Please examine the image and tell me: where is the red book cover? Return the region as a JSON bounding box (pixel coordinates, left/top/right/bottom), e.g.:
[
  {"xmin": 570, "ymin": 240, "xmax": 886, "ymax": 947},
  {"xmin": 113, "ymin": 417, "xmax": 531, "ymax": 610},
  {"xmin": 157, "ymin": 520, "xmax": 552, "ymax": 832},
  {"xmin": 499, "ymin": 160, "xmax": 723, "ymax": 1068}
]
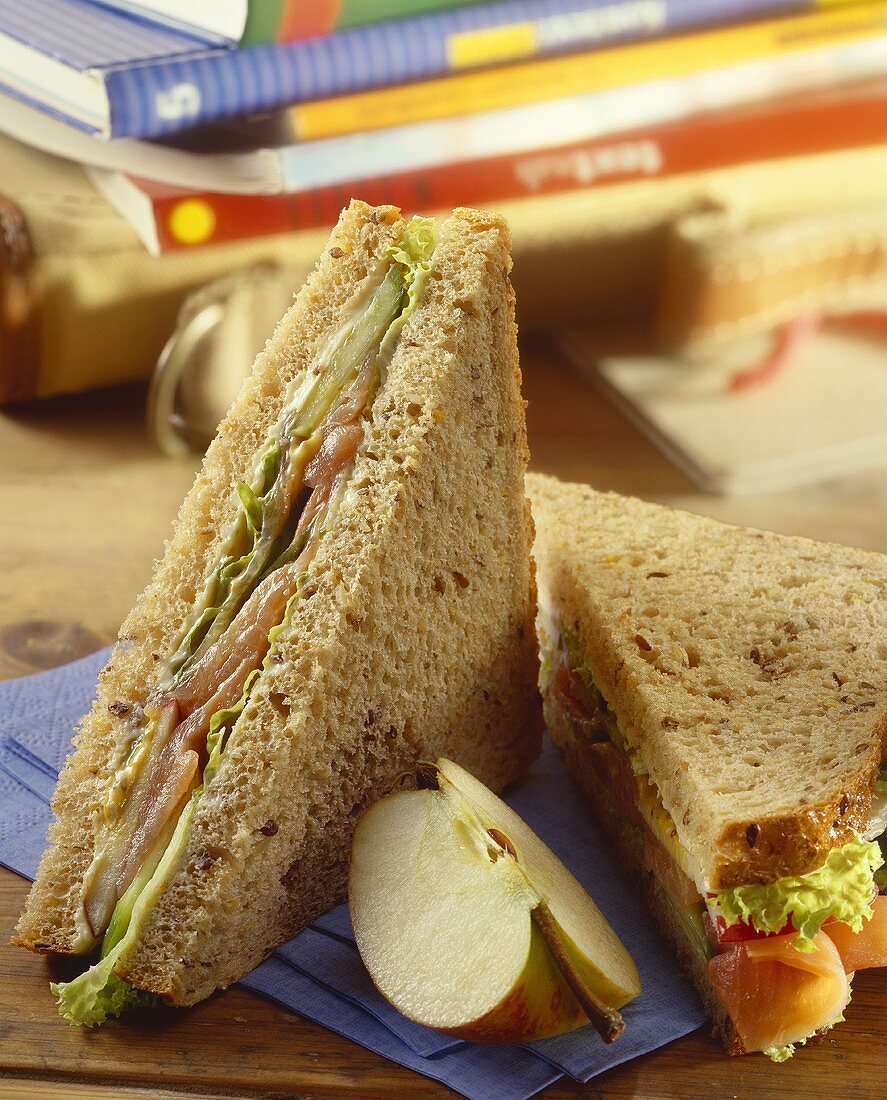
[{"xmin": 139, "ymin": 82, "xmax": 887, "ymax": 254}]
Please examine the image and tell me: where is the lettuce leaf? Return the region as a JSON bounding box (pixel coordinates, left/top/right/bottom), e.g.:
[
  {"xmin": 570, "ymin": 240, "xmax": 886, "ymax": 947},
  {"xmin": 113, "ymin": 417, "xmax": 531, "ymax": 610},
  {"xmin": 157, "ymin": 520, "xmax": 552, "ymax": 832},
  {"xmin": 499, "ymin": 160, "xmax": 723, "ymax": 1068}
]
[
  {"xmin": 169, "ymin": 217, "xmax": 436, "ymax": 678},
  {"xmin": 168, "ymin": 437, "xmax": 282, "ymax": 678},
  {"xmin": 53, "ymin": 965, "xmax": 155, "ymax": 1028},
  {"xmin": 716, "ymin": 837, "xmax": 884, "ymax": 952},
  {"xmin": 55, "ymin": 672, "xmax": 263, "ymax": 1026},
  {"xmin": 54, "ymin": 795, "xmax": 199, "ymax": 1026},
  {"xmin": 378, "ymin": 216, "xmax": 437, "ymax": 368},
  {"xmin": 764, "ymin": 1044, "xmax": 796, "ymax": 1062},
  {"xmin": 166, "ymin": 219, "xmax": 435, "ymax": 679}
]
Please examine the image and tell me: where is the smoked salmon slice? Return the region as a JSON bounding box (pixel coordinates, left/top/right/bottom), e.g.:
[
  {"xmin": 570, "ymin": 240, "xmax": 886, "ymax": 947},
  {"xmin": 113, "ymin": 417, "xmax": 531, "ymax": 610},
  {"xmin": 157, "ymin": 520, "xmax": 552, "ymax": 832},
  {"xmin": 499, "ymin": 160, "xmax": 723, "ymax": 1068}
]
[
  {"xmin": 824, "ymin": 895, "xmax": 887, "ymax": 972},
  {"xmin": 708, "ymin": 930, "xmax": 850, "ymax": 1052},
  {"xmin": 81, "ymin": 358, "xmax": 379, "ymax": 939}
]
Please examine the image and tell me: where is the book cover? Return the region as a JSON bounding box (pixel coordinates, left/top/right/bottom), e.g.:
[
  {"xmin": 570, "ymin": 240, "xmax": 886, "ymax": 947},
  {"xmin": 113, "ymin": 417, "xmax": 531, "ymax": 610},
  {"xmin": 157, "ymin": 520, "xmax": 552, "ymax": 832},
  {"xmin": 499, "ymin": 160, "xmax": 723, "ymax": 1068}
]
[
  {"xmin": 7, "ymin": 25, "xmax": 883, "ymax": 196},
  {"xmin": 93, "ymin": 0, "xmax": 486, "ymax": 46},
  {"xmin": 286, "ymin": 1, "xmax": 887, "ymax": 140},
  {"xmin": 92, "ymin": 81, "xmax": 887, "ymax": 254},
  {"xmin": 89, "ymin": 0, "xmax": 246, "ymax": 43},
  {"xmin": 241, "ymin": 0, "xmax": 497, "ymax": 45},
  {"xmin": 0, "ymin": 0, "xmax": 835, "ymax": 138}
]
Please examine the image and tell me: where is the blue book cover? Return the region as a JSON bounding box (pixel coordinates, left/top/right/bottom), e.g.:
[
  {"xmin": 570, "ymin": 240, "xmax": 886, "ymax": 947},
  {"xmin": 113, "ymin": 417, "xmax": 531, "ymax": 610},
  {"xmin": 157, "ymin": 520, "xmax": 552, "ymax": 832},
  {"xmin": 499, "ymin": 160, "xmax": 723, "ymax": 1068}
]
[{"xmin": 0, "ymin": 0, "xmax": 811, "ymax": 140}]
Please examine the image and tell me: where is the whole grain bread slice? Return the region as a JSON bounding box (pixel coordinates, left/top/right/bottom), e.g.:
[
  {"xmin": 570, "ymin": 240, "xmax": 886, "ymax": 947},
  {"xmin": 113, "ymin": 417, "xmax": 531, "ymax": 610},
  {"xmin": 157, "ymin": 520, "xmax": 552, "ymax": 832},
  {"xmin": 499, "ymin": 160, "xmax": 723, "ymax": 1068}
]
[
  {"xmin": 528, "ymin": 473, "xmax": 887, "ymax": 891},
  {"xmin": 14, "ymin": 204, "xmax": 543, "ymax": 1002},
  {"xmin": 543, "ymin": 689, "xmax": 744, "ymax": 1053}
]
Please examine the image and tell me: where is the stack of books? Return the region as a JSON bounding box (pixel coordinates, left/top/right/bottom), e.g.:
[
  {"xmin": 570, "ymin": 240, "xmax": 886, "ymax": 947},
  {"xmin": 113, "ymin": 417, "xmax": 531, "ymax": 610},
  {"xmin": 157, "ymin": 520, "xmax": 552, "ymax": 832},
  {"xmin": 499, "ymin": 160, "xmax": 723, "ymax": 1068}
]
[{"xmin": 2, "ymin": 0, "xmax": 886, "ymax": 255}]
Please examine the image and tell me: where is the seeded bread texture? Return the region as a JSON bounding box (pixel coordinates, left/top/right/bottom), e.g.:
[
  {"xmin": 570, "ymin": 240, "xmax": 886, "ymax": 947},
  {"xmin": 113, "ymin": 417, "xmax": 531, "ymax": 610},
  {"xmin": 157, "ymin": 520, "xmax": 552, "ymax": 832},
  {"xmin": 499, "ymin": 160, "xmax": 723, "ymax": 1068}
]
[
  {"xmin": 14, "ymin": 201, "xmax": 405, "ymax": 956},
  {"xmin": 545, "ymin": 691, "xmax": 744, "ymax": 1054},
  {"xmin": 15, "ymin": 204, "xmax": 542, "ymax": 986},
  {"xmin": 528, "ymin": 473, "xmax": 887, "ymax": 890}
]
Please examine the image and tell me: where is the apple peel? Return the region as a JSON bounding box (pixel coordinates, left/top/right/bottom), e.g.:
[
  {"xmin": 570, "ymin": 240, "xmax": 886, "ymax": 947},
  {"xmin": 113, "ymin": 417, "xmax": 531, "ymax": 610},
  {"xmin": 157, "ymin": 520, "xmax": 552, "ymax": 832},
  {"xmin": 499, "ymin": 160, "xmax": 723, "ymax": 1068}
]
[
  {"xmin": 531, "ymin": 899, "xmax": 625, "ymax": 1043},
  {"xmin": 349, "ymin": 759, "xmax": 640, "ymax": 1045}
]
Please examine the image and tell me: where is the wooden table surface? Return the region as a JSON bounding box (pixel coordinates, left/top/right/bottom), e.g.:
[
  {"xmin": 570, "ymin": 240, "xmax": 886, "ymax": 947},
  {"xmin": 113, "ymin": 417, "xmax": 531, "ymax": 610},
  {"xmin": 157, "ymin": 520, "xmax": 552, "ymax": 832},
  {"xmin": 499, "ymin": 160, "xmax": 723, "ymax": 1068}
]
[{"xmin": 1, "ymin": 336, "xmax": 885, "ymax": 1098}]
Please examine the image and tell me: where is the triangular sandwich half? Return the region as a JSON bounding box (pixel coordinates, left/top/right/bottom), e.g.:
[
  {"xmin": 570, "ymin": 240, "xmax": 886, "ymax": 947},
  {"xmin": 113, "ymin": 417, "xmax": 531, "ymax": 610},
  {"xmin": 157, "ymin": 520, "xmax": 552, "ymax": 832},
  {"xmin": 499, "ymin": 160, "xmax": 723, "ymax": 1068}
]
[
  {"xmin": 13, "ymin": 203, "xmax": 542, "ymax": 1024},
  {"xmin": 528, "ymin": 474, "xmax": 886, "ymax": 1060}
]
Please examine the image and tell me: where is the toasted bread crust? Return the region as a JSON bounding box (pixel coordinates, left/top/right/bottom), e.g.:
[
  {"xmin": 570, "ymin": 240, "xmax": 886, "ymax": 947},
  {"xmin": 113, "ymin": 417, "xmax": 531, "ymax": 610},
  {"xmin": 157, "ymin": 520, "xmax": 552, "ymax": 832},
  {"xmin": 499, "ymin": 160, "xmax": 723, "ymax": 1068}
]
[
  {"xmin": 528, "ymin": 473, "xmax": 887, "ymax": 890},
  {"xmin": 14, "ymin": 204, "xmax": 542, "ymax": 990}
]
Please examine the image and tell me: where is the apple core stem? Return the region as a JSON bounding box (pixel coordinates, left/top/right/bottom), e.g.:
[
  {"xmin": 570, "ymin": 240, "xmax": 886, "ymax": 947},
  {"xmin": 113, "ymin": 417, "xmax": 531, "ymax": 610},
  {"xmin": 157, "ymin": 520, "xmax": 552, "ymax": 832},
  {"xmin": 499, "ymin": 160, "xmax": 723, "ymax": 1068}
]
[{"xmin": 531, "ymin": 901, "xmax": 625, "ymax": 1044}]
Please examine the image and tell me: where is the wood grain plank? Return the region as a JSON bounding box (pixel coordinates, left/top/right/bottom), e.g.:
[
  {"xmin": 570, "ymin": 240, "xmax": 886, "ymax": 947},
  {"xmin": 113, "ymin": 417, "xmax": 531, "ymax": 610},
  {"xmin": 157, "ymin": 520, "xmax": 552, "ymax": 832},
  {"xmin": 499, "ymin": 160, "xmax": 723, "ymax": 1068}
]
[
  {"xmin": 0, "ymin": 1083, "xmax": 234, "ymax": 1100},
  {"xmin": 3, "ymin": 871, "xmax": 884, "ymax": 1098}
]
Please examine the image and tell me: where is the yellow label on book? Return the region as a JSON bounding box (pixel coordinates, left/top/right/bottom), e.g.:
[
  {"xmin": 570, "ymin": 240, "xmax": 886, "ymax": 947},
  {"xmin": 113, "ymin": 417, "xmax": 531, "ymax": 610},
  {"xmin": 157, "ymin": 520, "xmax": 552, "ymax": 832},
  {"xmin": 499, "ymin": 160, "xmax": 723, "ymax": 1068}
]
[
  {"xmin": 447, "ymin": 23, "xmax": 538, "ymax": 69},
  {"xmin": 169, "ymin": 199, "xmax": 216, "ymax": 246},
  {"xmin": 291, "ymin": 2, "xmax": 887, "ymax": 142}
]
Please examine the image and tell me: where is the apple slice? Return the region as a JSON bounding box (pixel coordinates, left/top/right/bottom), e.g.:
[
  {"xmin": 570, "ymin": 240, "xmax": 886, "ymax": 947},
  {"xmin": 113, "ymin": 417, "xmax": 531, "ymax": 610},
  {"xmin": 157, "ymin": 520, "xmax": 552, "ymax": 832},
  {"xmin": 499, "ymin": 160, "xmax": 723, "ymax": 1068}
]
[{"xmin": 349, "ymin": 758, "xmax": 641, "ymax": 1044}]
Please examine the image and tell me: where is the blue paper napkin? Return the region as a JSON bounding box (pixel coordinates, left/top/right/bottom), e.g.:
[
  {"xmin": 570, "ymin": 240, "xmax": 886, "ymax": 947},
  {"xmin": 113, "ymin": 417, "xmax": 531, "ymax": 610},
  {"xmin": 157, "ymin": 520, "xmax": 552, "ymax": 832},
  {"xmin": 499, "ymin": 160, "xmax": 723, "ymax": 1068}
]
[{"xmin": 0, "ymin": 652, "xmax": 705, "ymax": 1098}]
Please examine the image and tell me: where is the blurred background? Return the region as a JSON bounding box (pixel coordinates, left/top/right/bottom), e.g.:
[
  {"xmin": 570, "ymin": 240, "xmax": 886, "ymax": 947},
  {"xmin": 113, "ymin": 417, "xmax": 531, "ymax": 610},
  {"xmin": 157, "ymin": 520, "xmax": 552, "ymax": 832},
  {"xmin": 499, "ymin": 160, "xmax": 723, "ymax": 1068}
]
[{"xmin": 2, "ymin": 0, "xmax": 887, "ymax": 670}]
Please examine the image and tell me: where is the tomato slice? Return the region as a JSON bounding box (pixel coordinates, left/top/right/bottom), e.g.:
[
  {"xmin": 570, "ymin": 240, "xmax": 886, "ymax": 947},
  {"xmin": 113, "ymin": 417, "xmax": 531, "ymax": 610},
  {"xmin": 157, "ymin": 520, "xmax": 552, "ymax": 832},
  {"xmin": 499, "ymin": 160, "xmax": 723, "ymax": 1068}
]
[
  {"xmin": 824, "ymin": 895, "xmax": 887, "ymax": 972},
  {"xmin": 708, "ymin": 931, "xmax": 850, "ymax": 1053},
  {"xmin": 710, "ymin": 909, "xmax": 843, "ymax": 946},
  {"xmin": 714, "ymin": 913, "xmax": 792, "ymax": 944}
]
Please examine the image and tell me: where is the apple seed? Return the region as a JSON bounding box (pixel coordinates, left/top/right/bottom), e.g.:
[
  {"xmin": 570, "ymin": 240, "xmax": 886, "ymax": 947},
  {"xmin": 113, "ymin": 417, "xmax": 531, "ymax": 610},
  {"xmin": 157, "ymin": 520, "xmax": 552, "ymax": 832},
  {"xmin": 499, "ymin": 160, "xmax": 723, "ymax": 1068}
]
[
  {"xmin": 487, "ymin": 827, "xmax": 517, "ymax": 859},
  {"xmin": 415, "ymin": 763, "xmax": 441, "ymax": 790}
]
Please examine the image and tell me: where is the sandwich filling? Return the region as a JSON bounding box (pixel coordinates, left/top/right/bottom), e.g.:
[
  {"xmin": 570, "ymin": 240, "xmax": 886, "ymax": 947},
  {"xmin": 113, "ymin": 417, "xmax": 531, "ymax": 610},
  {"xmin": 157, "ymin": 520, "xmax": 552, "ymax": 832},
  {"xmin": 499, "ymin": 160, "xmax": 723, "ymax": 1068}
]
[
  {"xmin": 541, "ymin": 618, "xmax": 887, "ymax": 1061},
  {"xmin": 54, "ymin": 217, "xmax": 438, "ymax": 1026}
]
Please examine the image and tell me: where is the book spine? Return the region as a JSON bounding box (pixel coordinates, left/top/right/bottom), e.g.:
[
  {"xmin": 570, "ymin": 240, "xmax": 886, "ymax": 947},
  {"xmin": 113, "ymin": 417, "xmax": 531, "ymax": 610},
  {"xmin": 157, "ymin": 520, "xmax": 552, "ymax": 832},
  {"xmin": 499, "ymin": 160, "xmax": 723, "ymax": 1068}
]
[
  {"xmin": 268, "ymin": 0, "xmax": 875, "ymax": 46},
  {"xmin": 245, "ymin": 0, "xmax": 504, "ymax": 46},
  {"xmin": 101, "ymin": 0, "xmax": 812, "ymax": 138},
  {"xmin": 147, "ymin": 83, "xmax": 887, "ymax": 253},
  {"xmin": 273, "ymin": 35, "xmax": 887, "ymax": 193},
  {"xmin": 151, "ymin": 191, "xmax": 296, "ymax": 252},
  {"xmin": 288, "ymin": 2, "xmax": 887, "ymax": 141}
]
